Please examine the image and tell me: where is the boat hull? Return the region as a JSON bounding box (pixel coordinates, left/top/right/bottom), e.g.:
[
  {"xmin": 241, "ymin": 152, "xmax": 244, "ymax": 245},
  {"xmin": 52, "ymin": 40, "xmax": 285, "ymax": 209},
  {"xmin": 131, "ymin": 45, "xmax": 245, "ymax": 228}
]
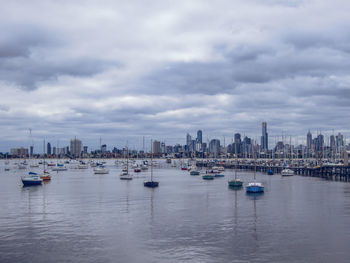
[
  {"xmin": 22, "ymin": 179, "xmax": 42, "ymax": 186},
  {"xmin": 267, "ymin": 169, "xmax": 274, "ymax": 175},
  {"xmin": 202, "ymin": 175, "xmax": 214, "ymax": 180},
  {"xmin": 246, "ymin": 186, "xmax": 264, "ymax": 193},
  {"xmin": 228, "ymin": 180, "xmax": 243, "ymax": 187},
  {"xmin": 120, "ymin": 176, "xmax": 133, "ymax": 180},
  {"xmin": 215, "ymin": 174, "xmax": 225, "ymax": 177},
  {"xmin": 144, "ymin": 181, "xmax": 159, "ymax": 187},
  {"xmin": 190, "ymin": 171, "xmax": 200, "ymax": 175}
]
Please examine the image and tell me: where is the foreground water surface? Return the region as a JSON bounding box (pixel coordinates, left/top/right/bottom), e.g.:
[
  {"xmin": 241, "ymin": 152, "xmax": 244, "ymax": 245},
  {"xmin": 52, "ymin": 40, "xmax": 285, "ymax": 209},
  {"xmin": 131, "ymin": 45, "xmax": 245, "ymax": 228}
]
[{"xmin": 1, "ymin": 160, "xmax": 350, "ymax": 263}]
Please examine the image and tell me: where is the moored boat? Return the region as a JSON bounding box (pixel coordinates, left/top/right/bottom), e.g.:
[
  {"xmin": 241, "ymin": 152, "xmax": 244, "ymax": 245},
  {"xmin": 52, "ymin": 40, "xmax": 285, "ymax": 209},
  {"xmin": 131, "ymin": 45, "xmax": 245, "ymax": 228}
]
[
  {"xmin": 228, "ymin": 179, "xmax": 243, "ymax": 187},
  {"xmin": 246, "ymin": 182, "xmax": 264, "ymax": 193},
  {"xmin": 93, "ymin": 166, "xmax": 109, "ymax": 174},
  {"xmin": 22, "ymin": 172, "xmax": 43, "ymax": 186},
  {"xmin": 281, "ymin": 168, "xmax": 294, "ymax": 176},
  {"xmin": 202, "ymin": 174, "xmax": 214, "ymax": 180},
  {"xmin": 144, "ymin": 140, "xmax": 159, "ymax": 188}
]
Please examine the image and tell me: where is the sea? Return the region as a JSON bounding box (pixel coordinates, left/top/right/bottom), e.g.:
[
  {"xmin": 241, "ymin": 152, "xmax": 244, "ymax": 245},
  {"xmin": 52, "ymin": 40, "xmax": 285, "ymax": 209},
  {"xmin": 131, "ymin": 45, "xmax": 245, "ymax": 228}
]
[{"xmin": 1, "ymin": 159, "xmax": 350, "ymax": 263}]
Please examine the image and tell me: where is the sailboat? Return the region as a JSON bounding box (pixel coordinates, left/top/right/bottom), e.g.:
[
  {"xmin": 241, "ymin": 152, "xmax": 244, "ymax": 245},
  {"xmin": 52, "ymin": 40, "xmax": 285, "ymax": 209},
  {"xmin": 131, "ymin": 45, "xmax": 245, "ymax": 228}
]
[
  {"xmin": 228, "ymin": 143, "xmax": 243, "ymax": 187},
  {"xmin": 202, "ymin": 147, "xmax": 214, "ymax": 180},
  {"xmin": 144, "ymin": 140, "xmax": 159, "ymax": 188},
  {"xmin": 21, "ymin": 172, "xmax": 43, "ymax": 186},
  {"xmin": 246, "ymin": 143, "xmax": 264, "ymax": 193},
  {"xmin": 40, "ymin": 140, "xmax": 51, "ymax": 181},
  {"xmin": 120, "ymin": 146, "xmax": 133, "ymax": 180}
]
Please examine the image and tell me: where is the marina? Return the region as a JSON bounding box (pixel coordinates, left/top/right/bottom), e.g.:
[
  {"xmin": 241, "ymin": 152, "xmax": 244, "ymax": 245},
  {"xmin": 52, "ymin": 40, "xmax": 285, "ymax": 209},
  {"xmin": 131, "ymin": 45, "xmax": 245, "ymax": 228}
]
[{"xmin": 1, "ymin": 158, "xmax": 350, "ymax": 262}]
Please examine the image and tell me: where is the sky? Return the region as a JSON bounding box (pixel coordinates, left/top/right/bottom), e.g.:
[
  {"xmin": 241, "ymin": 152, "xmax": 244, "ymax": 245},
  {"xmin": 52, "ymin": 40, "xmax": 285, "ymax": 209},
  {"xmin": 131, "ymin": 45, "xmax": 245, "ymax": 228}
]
[{"xmin": 0, "ymin": 0, "xmax": 349, "ymax": 152}]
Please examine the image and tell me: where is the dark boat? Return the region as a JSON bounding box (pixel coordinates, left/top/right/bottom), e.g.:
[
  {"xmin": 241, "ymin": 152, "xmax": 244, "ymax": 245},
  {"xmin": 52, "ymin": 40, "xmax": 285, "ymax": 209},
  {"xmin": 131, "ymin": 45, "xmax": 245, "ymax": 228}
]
[
  {"xmin": 144, "ymin": 140, "xmax": 159, "ymax": 188},
  {"xmin": 144, "ymin": 181, "xmax": 159, "ymax": 187},
  {"xmin": 267, "ymin": 169, "xmax": 274, "ymax": 175}
]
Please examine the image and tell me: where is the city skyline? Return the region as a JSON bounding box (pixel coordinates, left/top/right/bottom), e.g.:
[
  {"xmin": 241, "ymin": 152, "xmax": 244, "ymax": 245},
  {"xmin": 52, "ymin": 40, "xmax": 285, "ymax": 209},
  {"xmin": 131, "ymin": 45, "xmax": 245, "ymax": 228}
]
[{"xmin": 6, "ymin": 125, "xmax": 348, "ymax": 156}]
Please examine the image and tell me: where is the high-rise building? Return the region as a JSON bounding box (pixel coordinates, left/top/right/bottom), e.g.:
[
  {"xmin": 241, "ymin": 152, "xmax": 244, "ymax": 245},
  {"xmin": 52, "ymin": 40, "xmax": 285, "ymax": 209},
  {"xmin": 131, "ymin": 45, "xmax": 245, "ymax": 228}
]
[
  {"xmin": 47, "ymin": 142, "xmax": 51, "ymax": 155},
  {"xmin": 83, "ymin": 146, "xmax": 88, "ymax": 154},
  {"xmin": 153, "ymin": 140, "xmax": 161, "ymax": 154},
  {"xmin": 316, "ymin": 134, "xmax": 324, "ymax": 152},
  {"xmin": 307, "ymin": 130, "xmax": 312, "ymax": 150},
  {"xmin": 161, "ymin": 142, "xmax": 166, "ymax": 153},
  {"xmin": 196, "ymin": 130, "xmax": 202, "ymax": 144},
  {"xmin": 336, "ymin": 133, "xmax": 344, "ymax": 148},
  {"xmin": 30, "ymin": 146, "xmax": 34, "ymax": 157},
  {"xmin": 234, "ymin": 133, "xmax": 242, "ymax": 153},
  {"xmin": 101, "ymin": 144, "xmax": 107, "ymax": 153},
  {"xmin": 209, "ymin": 139, "xmax": 220, "ymax": 156},
  {"xmin": 70, "ymin": 138, "xmax": 82, "ymax": 157},
  {"xmin": 186, "ymin": 133, "xmax": 192, "ymax": 147},
  {"xmin": 260, "ymin": 122, "xmax": 268, "ymax": 152},
  {"xmin": 330, "ymin": 135, "xmax": 335, "ymax": 151}
]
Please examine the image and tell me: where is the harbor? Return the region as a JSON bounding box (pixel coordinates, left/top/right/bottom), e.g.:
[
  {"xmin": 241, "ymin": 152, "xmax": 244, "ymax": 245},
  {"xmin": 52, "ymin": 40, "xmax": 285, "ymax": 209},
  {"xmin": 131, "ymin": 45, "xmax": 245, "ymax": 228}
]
[{"xmin": 1, "ymin": 158, "xmax": 350, "ymax": 262}]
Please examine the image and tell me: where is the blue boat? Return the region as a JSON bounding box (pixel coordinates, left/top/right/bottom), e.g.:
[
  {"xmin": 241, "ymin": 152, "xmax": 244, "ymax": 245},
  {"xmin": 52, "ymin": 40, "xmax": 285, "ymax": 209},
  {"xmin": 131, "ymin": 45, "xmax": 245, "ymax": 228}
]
[
  {"xmin": 22, "ymin": 172, "xmax": 42, "ymax": 186},
  {"xmin": 202, "ymin": 174, "xmax": 214, "ymax": 180},
  {"xmin": 246, "ymin": 182, "xmax": 264, "ymax": 193},
  {"xmin": 267, "ymin": 169, "xmax": 274, "ymax": 175},
  {"xmin": 144, "ymin": 181, "xmax": 159, "ymax": 187},
  {"xmin": 215, "ymin": 173, "xmax": 225, "ymax": 177},
  {"xmin": 246, "ymin": 151, "xmax": 264, "ymax": 194}
]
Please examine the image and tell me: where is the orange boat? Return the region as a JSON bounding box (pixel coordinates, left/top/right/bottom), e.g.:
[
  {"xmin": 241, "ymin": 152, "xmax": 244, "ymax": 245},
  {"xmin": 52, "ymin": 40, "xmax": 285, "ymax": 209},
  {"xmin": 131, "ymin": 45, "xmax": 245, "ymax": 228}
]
[{"xmin": 40, "ymin": 173, "xmax": 51, "ymax": 181}]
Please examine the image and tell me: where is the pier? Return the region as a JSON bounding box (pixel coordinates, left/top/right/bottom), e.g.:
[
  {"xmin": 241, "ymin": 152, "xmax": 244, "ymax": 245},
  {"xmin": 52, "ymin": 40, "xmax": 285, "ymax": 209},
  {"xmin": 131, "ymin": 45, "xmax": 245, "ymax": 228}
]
[{"xmin": 195, "ymin": 159, "xmax": 350, "ymax": 182}]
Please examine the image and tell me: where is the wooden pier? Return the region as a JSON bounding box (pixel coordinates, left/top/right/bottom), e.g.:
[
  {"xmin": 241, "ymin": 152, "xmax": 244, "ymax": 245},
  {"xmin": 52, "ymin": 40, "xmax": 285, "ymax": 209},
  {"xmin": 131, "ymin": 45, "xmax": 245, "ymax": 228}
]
[{"xmin": 195, "ymin": 161, "xmax": 350, "ymax": 182}]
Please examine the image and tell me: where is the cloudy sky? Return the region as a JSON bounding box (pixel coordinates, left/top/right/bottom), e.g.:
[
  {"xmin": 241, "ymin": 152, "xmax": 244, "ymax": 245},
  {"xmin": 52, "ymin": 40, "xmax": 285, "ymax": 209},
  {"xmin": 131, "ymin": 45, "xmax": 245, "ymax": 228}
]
[{"xmin": 0, "ymin": 0, "xmax": 349, "ymax": 152}]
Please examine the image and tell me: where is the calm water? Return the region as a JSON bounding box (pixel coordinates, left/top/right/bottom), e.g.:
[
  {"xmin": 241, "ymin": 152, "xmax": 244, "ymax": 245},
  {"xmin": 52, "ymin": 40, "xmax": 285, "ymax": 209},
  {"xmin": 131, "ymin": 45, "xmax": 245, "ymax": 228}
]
[{"xmin": 1, "ymin": 160, "xmax": 350, "ymax": 263}]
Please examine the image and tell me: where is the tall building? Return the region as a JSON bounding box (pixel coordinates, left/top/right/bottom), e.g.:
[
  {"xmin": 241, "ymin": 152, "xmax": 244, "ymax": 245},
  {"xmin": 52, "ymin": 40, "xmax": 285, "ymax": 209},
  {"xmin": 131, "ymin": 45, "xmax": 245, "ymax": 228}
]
[
  {"xmin": 30, "ymin": 146, "xmax": 34, "ymax": 157},
  {"xmin": 330, "ymin": 135, "xmax": 335, "ymax": 151},
  {"xmin": 196, "ymin": 130, "xmax": 202, "ymax": 144},
  {"xmin": 307, "ymin": 130, "xmax": 312, "ymax": 150},
  {"xmin": 336, "ymin": 133, "xmax": 344, "ymax": 148},
  {"xmin": 47, "ymin": 142, "xmax": 51, "ymax": 155},
  {"xmin": 260, "ymin": 122, "xmax": 268, "ymax": 152},
  {"xmin": 70, "ymin": 138, "xmax": 82, "ymax": 157},
  {"xmin": 186, "ymin": 133, "xmax": 192, "ymax": 147},
  {"xmin": 153, "ymin": 140, "xmax": 161, "ymax": 154},
  {"xmin": 316, "ymin": 134, "xmax": 324, "ymax": 152},
  {"xmin": 234, "ymin": 133, "xmax": 242, "ymax": 153},
  {"xmin": 83, "ymin": 146, "xmax": 88, "ymax": 154},
  {"xmin": 101, "ymin": 144, "xmax": 107, "ymax": 153},
  {"xmin": 209, "ymin": 139, "xmax": 220, "ymax": 156}
]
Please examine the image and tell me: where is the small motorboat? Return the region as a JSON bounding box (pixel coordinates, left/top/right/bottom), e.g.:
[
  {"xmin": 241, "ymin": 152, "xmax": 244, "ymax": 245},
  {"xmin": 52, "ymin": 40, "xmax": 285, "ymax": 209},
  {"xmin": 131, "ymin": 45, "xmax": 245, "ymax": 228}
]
[
  {"xmin": 281, "ymin": 168, "xmax": 294, "ymax": 176},
  {"xmin": 202, "ymin": 174, "xmax": 214, "ymax": 180},
  {"xmin": 93, "ymin": 166, "xmax": 109, "ymax": 174}
]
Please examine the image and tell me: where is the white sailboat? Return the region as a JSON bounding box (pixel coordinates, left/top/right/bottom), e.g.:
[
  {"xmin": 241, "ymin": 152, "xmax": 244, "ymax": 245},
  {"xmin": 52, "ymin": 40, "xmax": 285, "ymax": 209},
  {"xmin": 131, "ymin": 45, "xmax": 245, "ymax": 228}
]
[{"xmin": 120, "ymin": 146, "xmax": 133, "ymax": 180}]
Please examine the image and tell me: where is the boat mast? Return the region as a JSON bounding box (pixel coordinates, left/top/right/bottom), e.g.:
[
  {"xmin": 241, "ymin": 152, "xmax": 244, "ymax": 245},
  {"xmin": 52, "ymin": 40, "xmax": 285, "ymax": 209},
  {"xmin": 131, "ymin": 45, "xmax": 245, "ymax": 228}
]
[
  {"xmin": 235, "ymin": 139, "xmax": 238, "ymax": 180},
  {"xmin": 151, "ymin": 139, "xmax": 153, "ymax": 181},
  {"xmin": 254, "ymin": 140, "xmax": 257, "ymax": 182}
]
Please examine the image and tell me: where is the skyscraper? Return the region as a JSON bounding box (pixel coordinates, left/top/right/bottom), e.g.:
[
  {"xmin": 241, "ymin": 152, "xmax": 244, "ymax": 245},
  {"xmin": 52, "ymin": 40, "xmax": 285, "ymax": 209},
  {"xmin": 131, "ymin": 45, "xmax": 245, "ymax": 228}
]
[
  {"xmin": 186, "ymin": 133, "xmax": 192, "ymax": 152},
  {"xmin": 330, "ymin": 135, "xmax": 335, "ymax": 151},
  {"xmin": 260, "ymin": 122, "xmax": 268, "ymax": 152},
  {"xmin": 307, "ymin": 130, "xmax": 312, "ymax": 150},
  {"xmin": 209, "ymin": 139, "xmax": 220, "ymax": 156},
  {"xmin": 196, "ymin": 130, "xmax": 202, "ymax": 144},
  {"xmin": 70, "ymin": 138, "xmax": 82, "ymax": 157},
  {"xmin": 47, "ymin": 142, "xmax": 51, "ymax": 155},
  {"xmin": 153, "ymin": 140, "xmax": 161, "ymax": 154}
]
